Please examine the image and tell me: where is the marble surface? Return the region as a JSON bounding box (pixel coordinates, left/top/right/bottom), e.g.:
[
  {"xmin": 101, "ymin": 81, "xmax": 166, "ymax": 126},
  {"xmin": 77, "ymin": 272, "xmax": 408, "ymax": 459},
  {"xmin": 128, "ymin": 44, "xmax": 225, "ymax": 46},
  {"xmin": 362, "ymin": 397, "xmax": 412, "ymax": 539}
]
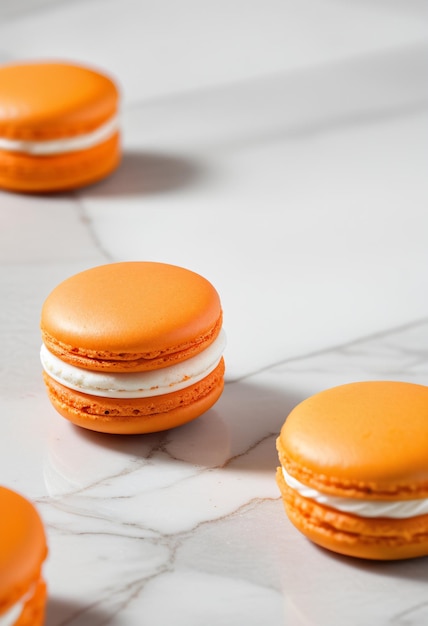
[{"xmin": 1, "ymin": 1, "xmax": 428, "ymax": 624}]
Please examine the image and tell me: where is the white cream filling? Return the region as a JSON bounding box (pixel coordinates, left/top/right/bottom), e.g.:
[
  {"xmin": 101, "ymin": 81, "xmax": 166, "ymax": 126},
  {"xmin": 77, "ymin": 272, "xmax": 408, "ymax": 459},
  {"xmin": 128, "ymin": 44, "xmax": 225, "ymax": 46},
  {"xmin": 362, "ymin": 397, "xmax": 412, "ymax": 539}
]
[
  {"xmin": 41, "ymin": 330, "xmax": 226, "ymax": 399},
  {"xmin": 0, "ymin": 601, "xmax": 22, "ymax": 626},
  {"xmin": 282, "ymin": 466, "xmax": 428, "ymax": 519},
  {"xmin": 0, "ymin": 113, "xmax": 119, "ymax": 155},
  {"xmin": 0, "ymin": 584, "xmax": 35, "ymax": 626}
]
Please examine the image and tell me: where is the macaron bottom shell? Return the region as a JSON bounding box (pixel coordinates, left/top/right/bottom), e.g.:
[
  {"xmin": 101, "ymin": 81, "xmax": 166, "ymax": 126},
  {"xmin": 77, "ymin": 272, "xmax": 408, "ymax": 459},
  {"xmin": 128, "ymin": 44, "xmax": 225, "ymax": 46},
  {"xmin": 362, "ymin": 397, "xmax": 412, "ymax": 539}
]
[
  {"xmin": 0, "ymin": 132, "xmax": 120, "ymax": 193},
  {"xmin": 43, "ymin": 358, "xmax": 225, "ymax": 434},
  {"xmin": 12, "ymin": 578, "xmax": 46, "ymax": 626},
  {"xmin": 276, "ymin": 468, "xmax": 428, "ymax": 560}
]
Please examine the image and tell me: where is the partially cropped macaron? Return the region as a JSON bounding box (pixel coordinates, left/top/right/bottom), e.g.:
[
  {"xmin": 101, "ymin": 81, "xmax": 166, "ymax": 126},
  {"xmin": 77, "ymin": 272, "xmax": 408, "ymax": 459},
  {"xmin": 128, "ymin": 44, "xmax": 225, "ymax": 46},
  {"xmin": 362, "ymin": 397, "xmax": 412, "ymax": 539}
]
[
  {"xmin": 40, "ymin": 261, "xmax": 226, "ymax": 434},
  {"xmin": 276, "ymin": 381, "xmax": 428, "ymax": 560},
  {"xmin": 0, "ymin": 60, "xmax": 120, "ymax": 192},
  {"xmin": 0, "ymin": 487, "xmax": 48, "ymax": 626}
]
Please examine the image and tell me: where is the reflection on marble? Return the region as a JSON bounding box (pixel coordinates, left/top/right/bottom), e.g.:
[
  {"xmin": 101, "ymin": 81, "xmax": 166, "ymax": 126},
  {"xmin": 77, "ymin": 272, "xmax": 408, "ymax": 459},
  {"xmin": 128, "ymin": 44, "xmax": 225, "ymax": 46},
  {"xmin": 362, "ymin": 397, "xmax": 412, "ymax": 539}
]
[{"xmin": 0, "ymin": 1, "xmax": 427, "ymax": 625}]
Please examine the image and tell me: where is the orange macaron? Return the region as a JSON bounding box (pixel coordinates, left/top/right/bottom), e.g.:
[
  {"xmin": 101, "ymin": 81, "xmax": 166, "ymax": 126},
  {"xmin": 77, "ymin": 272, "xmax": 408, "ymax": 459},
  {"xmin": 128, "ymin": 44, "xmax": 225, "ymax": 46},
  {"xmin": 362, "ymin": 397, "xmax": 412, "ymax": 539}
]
[
  {"xmin": 40, "ymin": 261, "xmax": 226, "ymax": 434},
  {"xmin": 0, "ymin": 487, "xmax": 48, "ymax": 626},
  {"xmin": 276, "ymin": 381, "xmax": 428, "ymax": 560},
  {"xmin": 0, "ymin": 60, "xmax": 120, "ymax": 192}
]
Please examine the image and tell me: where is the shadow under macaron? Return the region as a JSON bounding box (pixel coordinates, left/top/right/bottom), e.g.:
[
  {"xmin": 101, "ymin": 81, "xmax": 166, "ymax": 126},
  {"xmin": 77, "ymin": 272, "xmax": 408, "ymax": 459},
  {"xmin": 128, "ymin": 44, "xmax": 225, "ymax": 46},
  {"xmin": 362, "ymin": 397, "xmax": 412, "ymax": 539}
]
[
  {"xmin": 312, "ymin": 540, "xmax": 428, "ymax": 579},
  {"xmin": 46, "ymin": 596, "xmax": 121, "ymax": 626},
  {"xmin": 44, "ymin": 378, "xmax": 300, "ymax": 478},
  {"xmin": 84, "ymin": 378, "xmax": 299, "ymax": 473},
  {"xmin": 79, "ymin": 150, "xmax": 206, "ymax": 197}
]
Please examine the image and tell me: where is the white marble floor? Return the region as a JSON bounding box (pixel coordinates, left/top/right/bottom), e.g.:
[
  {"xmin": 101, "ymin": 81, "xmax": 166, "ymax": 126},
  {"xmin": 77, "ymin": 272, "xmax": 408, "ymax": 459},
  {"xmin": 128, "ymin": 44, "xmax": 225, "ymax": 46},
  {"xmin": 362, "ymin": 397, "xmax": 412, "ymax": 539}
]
[{"xmin": 0, "ymin": 1, "xmax": 427, "ymax": 625}]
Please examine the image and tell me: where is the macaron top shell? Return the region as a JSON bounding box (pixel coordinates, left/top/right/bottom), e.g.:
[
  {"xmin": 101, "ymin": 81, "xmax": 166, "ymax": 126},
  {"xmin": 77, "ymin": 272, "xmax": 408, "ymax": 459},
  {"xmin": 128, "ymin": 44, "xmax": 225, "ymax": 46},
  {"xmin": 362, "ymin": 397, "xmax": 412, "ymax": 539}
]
[
  {"xmin": 0, "ymin": 61, "xmax": 119, "ymax": 140},
  {"xmin": 41, "ymin": 262, "xmax": 223, "ymax": 372},
  {"xmin": 278, "ymin": 381, "xmax": 428, "ymax": 499},
  {"xmin": 0, "ymin": 487, "xmax": 47, "ymax": 614}
]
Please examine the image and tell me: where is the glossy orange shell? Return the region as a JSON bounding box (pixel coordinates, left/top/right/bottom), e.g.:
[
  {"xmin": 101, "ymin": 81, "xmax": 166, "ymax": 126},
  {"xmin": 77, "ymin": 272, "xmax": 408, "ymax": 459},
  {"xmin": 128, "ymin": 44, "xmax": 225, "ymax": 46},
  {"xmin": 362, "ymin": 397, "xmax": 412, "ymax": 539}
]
[
  {"xmin": 41, "ymin": 262, "xmax": 223, "ymax": 372},
  {"xmin": 0, "ymin": 61, "xmax": 119, "ymax": 139},
  {"xmin": 277, "ymin": 381, "xmax": 428, "ymax": 498},
  {"xmin": 0, "ymin": 487, "xmax": 47, "ymax": 618}
]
